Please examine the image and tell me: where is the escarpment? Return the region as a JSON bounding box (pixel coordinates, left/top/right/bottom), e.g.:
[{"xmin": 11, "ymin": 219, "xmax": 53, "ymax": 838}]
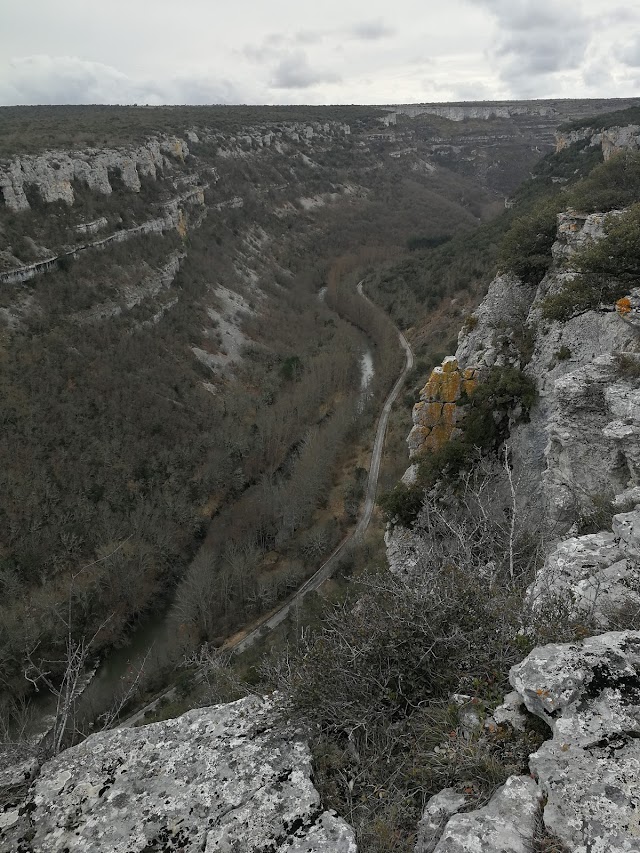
[{"xmin": 387, "ymin": 116, "xmax": 640, "ymax": 853}]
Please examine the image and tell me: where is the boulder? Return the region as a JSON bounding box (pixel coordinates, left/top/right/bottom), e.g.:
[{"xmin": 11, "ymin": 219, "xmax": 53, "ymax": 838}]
[
  {"xmin": 2, "ymin": 696, "xmax": 356, "ymax": 853},
  {"xmin": 415, "ymin": 788, "xmax": 467, "ymax": 853},
  {"xmin": 431, "ymin": 775, "xmax": 541, "ymax": 853}
]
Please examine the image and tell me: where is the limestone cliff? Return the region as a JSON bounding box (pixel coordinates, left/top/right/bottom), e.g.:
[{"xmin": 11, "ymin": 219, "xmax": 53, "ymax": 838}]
[
  {"xmin": 556, "ymin": 123, "xmax": 640, "ymax": 161},
  {"xmin": 452, "ymin": 207, "xmax": 639, "ymax": 527},
  {"xmin": 391, "ymin": 122, "xmax": 640, "ymax": 853}
]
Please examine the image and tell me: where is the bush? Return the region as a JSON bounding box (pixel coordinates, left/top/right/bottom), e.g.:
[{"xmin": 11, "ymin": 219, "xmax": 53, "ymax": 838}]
[
  {"xmin": 541, "ymin": 204, "xmax": 640, "ymax": 321},
  {"xmin": 267, "ymin": 462, "xmax": 545, "ymax": 852},
  {"xmin": 565, "ymin": 151, "xmax": 640, "ymax": 213},
  {"xmin": 498, "ymin": 199, "xmax": 562, "ymax": 285},
  {"xmin": 554, "ymin": 345, "xmax": 572, "ymax": 361},
  {"xmin": 615, "ymin": 353, "xmax": 640, "ymax": 379}
]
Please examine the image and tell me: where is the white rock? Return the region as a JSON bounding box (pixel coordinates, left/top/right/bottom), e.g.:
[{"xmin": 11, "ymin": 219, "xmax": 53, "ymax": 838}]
[
  {"xmin": 415, "ymin": 788, "xmax": 468, "ymax": 853},
  {"xmin": 432, "ymin": 775, "xmax": 541, "ymax": 853},
  {"xmin": 510, "ymin": 631, "xmax": 640, "ymax": 853},
  {"xmin": 6, "ymin": 696, "xmax": 356, "ymax": 853}
]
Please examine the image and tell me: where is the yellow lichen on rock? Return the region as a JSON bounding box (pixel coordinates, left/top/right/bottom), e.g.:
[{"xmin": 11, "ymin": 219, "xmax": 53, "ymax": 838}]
[
  {"xmin": 441, "ymin": 403, "xmax": 458, "ymax": 427},
  {"xmin": 176, "ymin": 209, "xmax": 188, "ymax": 239},
  {"xmin": 409, "ymin": 356, "xmax": 482, "ymax": 457},
  {"xmin": 616, "ymin": 296, "xmax": 632, "ymax": 316}
]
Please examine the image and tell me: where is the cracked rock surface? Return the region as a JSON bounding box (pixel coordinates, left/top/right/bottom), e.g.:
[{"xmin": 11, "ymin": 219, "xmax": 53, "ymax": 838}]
[
  {"xmin": 1, "ymin": 695, "xmax": 356, "ymax": 853},
  {"xmin": 431, "ymin": 775, "xmax": 541, "ymax": 853},
  {"xmin": 510, "ymin": 631, "xmax": 640, "ymax": 853}
]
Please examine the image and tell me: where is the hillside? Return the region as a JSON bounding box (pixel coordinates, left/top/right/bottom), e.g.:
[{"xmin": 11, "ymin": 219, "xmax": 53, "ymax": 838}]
[{"xmin": 1, "ymin": 99, "xmax": 639, "ymax": 853}]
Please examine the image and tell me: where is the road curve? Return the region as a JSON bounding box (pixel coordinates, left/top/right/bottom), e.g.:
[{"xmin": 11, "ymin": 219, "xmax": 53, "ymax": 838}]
[
  {"xmin": 120, "ymin": 281, "xmax": 413, "ymax": 724},
  {"xmin": 231, "ymin": 281, "xmax": 413, "ymax": 655}
]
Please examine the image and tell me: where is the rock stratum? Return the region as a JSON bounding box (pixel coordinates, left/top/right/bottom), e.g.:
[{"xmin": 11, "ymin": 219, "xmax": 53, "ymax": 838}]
[{"xmin": 0, "ymin": 696, "xmax": 356, "ymax": 853}]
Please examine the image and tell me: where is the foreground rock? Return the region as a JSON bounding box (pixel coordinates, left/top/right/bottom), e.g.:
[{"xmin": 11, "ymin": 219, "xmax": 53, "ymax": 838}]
[
  {"xmin": 527, "ymin": 503, "xmax": 640, "ymax": 627},
  {"xmin": 0, "ymin": 696, "xmax": 356, "ymax": 853},
  {"xmin": 431, "ymin": 776, "xmax": 540, "ymax": 853},
  {"xmin": 511, "ymin": 631, "xmax": 640, "ymax": 853}
]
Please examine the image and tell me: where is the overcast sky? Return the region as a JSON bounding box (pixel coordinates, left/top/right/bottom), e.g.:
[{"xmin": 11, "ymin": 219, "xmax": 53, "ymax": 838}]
[{"xmin": 1, "ymin": 0, "xmax": 639, "ymax": 106}]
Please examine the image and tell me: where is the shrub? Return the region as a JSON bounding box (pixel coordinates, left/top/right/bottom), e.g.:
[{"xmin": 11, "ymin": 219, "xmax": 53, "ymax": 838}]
[
  {"xmin": 378, "ymin": 482, "xmax": 424, "ymax": 527},
  {"xmin": 566, "ymin": 151, "xmax": 640, "ymax": 213},
  {"xmin": 498, "ymin": 199, "xmax": 562, "ymax": 285},
  {"xmin": 615, "ymin": 353, "xmax": 640, "ymax": 379},
  {"xmin": 541, "ymin": 204, "xmax": 640, "ymax": 321}
]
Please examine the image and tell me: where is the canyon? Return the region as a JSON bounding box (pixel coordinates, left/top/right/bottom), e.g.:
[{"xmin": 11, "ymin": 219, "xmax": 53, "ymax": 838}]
[{"xmin": 1, "ymin": 99, "xmax": 640, "ymax": 852}]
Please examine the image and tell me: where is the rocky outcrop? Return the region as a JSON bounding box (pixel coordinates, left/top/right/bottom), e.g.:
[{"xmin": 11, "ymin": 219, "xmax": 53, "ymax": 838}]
[
  {"xmin": 528, "ymin": 502, "xmax": 640, "ymax": 627},
  {"xmin": 424, "ymin": 630, "xmax": 640, "ymax": 853},
  {"xmin": 451, "ymin": 207, "xmax": 640, "ymax": 525},
  {"xmin": 551, "ymin": 209, "xmax": 622, "ymax": 262},
  {"xmin": 556, "ymin": 124, "xmax": 640, "ymax": 161},
  {"xmin": 407, "ymin": 356, "xmax": 478, "ymax": 457},
  {"xmin": 389, "ymin": 103, "xmax": 558, "ymax": 122},
  {"xmin": 431, "ymin": 776, "xmax": 541, "ymax": 853},
  {"xmin": 456, "ymin": 273, "xmax": 537, "ymax": 371},
  {"xmin": 1, "ymin": 695, "xmax": 356, "ymax": 853},
  {"xmin": 510, "ymin": 631, "xmax": 640, "ymax": 853},
  {"xmin": 0, "ymin": 137, "xmax": 189, "ymax": 212}
]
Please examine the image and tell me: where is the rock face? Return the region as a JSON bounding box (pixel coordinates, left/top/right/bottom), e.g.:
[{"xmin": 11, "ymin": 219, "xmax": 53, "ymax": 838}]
[
  {"xmin": 528, "ymin": 506, "xmax": 640, "ymax": 627},
  {"xmin": 1, "ymin": 696, "xmax": 356, "ymax": 853},
  {"xmin": 556, "ymin": 124, "xmax": 640, "ymax": 161},
  {"xmin": 408, "ymin": 356, "xmax": 478, "ymax": 457},
  {"xmin": 510, "ymin": 631, "xmax": 640, "ymax": 853},
  {"xmin": 0, "ymin": 138, "xmax": 188, "ymax": 212},
  {"xmin": 452, "ymin": 206, "xmax": 640, "ymax": 525}
]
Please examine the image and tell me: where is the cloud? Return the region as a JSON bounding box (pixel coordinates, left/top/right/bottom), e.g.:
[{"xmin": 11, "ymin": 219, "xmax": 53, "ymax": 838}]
[
  {"xmin": 0, "ymin": 54, "xmax": 248, "ymax": 105},
  {"xmin": 348, "ymin": 19, "xmax": 396, "ymax": 41},
  {"xmin": 270, "ymin": 51, "xmax": 340, "ymax": 89},
  {"xmin": 469, "ymin": 0, "xmax": 594, "ymax": 91},
  {"xmin": 294, "ymin": 30, "xmax": 324, "ymax": 46},
  {"xmin": 620, "ymin": 35, "xmax": 640, "ymax": 67}
]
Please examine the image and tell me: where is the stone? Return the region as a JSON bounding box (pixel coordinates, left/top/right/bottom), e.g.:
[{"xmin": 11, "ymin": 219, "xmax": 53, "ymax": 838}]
[
  {"xmin": 7, "ymin": 696, "xmax": 356, "ymax": 853},
  {"xmin": 456, "ymin": 274, "xmax": 537, "ymax": 371},
  {"xmin": 612, "ymin": 508, "xmax": 640, "ymax": 556},
  {"xmin": 491, "ymin": 691, "xmax": 527, "ymax": 732},
  {"xmin": 526, "ymin": 515, "xmax": 640, "ymax": 627},
  {"xmin": 510, "ymin": 631, "xmax": 640, "ymax": 853},
  {"xmin": 415, "ymin": 789, "xmax": 468, "ymax": 853},
  {"xmin": 409, "ymin": 356, "xmax": 476, "ymax": 457},
  {"xmin": 432, "ymin": 775, "xmax": 541, "ymax": 853}
]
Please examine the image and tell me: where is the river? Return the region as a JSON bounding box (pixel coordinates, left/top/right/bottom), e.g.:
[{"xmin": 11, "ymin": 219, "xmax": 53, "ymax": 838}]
[{"xmin": 24, "ymin": 341, "xmax": 377, "ymax": 740}]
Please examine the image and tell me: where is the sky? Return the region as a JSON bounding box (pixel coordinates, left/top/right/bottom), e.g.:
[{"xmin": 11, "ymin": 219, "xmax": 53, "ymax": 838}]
[{"xmin": 1, "ymin": 0, "xmax": 639, "ymax": 106}]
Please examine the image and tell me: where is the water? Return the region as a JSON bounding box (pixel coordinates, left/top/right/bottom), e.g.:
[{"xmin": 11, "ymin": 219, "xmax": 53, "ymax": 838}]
[
  {"xmin": 360, "ymin": 350, "xmax": 374, "ymax": 391},
  {"xmin": 359, "ymin": 349, "xmax": 374, "ymax": 411}
]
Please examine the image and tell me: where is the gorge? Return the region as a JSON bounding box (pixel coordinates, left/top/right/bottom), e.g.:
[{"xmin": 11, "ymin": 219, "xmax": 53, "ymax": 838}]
[{"xmin": 1, "ymin": 99, "xmax": 640, "ymax": 852}]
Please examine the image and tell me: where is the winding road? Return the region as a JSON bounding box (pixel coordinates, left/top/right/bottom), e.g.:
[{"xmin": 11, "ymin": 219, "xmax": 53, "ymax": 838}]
[
  {"xmin": 121, "ymin": 281, "xmax": 413, "ymax": 724},
  {"xmin": 230, "ymin": 282, "xmax": 413, "ymax": 654}
]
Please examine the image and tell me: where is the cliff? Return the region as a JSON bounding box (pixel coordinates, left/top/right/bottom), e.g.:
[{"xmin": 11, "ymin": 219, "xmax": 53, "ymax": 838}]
[{"xmin": 392, "ymin": 122, "xmax": 640, "ymax": 852}]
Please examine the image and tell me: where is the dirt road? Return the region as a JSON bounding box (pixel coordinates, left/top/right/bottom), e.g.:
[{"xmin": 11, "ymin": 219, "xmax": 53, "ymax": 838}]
[{"xmin": 121, "ymin": 281, "xmax": 413, "ymax": 724}]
